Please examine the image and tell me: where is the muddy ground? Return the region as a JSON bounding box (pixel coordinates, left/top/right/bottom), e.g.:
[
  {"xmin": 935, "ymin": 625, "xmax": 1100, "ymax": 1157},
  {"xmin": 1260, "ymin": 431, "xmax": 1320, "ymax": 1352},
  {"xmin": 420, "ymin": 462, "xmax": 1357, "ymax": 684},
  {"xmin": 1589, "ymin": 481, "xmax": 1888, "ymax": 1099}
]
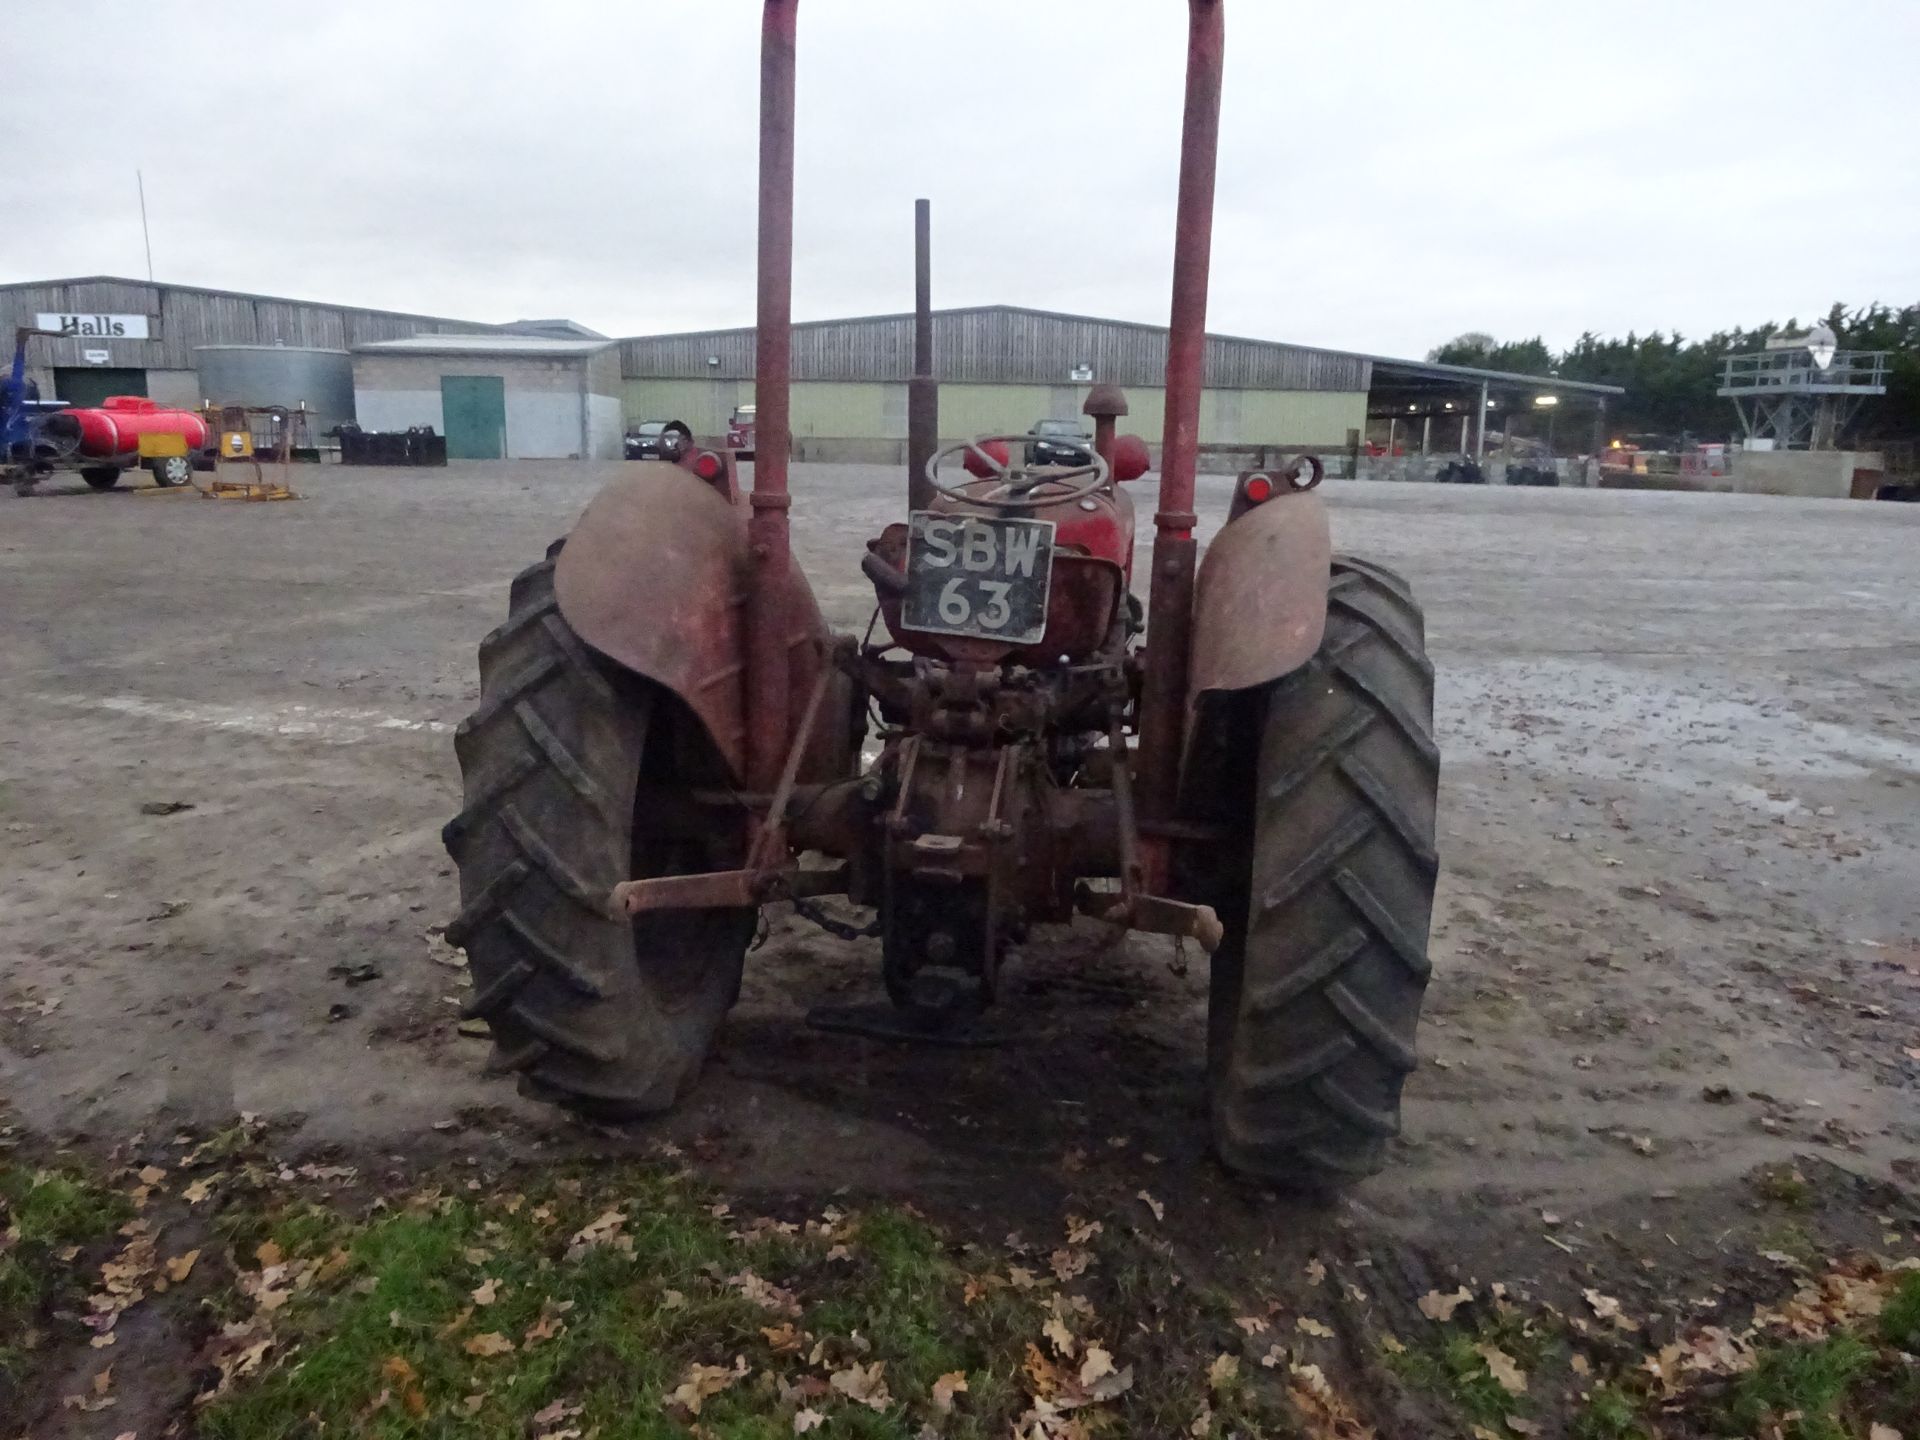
[{"xmin": 2, "ymin": 462, "xmax": 1916, "ymax": 1433}]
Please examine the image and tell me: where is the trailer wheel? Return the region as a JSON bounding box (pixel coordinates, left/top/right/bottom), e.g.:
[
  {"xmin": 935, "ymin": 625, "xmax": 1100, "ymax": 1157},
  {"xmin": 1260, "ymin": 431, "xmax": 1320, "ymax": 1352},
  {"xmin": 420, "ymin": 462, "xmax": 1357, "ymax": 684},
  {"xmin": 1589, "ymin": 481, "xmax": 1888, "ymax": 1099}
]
[
  {"xmin": 442, "ymin": 548, "xmax": 755, "ymax": 1119},
  {"xmin": 1205, "ymin": 556, "xmax": 1438, "ymax": 1189},
  {"xmin": 148, "ymin": 455, "xmax": 192, "ymax": 487},
  {"xmin": 81, "ymin": 466, "xmax": 123, "ymax": 491}
]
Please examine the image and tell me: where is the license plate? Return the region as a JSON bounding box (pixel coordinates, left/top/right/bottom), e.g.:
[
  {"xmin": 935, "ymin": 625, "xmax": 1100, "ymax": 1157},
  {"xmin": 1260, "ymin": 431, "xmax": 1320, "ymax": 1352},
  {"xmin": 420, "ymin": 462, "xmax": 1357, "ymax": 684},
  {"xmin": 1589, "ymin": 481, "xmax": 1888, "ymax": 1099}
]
[{"xmin": 901, "ymin": 511, "xmax": 1055, "ymax": 645}]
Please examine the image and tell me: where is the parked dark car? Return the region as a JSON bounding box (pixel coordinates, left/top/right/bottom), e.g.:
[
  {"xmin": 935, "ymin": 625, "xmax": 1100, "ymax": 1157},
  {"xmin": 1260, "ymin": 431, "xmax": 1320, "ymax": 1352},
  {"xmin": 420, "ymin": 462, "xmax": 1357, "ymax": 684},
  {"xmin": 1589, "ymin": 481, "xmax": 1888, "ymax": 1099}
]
[
  {"xmin": 625, "ymin": 419, "xmax": 692, "ymax": 460},
  {"xmin": 1024, "ymin": 418, "xmax": 1093, "ymax": 467}
]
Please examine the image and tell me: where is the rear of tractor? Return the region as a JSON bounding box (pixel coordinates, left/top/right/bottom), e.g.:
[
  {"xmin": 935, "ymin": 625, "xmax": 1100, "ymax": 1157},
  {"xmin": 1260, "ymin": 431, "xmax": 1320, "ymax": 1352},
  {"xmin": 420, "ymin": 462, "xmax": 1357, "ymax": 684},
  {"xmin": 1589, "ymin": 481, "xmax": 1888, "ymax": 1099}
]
[{"xmin": 443, "ymin": 0, "xmax": 1438, "ymax": 1189}]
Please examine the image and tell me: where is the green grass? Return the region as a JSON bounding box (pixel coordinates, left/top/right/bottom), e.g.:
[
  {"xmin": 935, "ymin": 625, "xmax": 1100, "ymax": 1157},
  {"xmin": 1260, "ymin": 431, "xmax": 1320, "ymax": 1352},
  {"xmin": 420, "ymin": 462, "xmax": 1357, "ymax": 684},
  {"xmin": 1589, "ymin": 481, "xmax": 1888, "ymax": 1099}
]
[
  {"xmin": 195, "ymin": 1166, "xmax": 1294, "ymax": 1440},
  {"xmin": 0, "ymin": 1166, "xmax": 133, "ymax": 1381},
  {"xmin": 1714, "ymin": 1333, "xmax": 1874, "ymax": 1440},
  {"xmin": 1571, "ymin": 1382, "xmax": 1653, "ymax": 1440},
  {"xmin": 1381, "ymin": 1309, "xmax": 1556, "ymax": 1433},
  {"xmin": 1880, "ymin": 1269, "xmax": 1920, "ymax": 1353},
  {"xmin": 1752, "ymin": 1165, "xmax": 1813, "ymax": 1209}
]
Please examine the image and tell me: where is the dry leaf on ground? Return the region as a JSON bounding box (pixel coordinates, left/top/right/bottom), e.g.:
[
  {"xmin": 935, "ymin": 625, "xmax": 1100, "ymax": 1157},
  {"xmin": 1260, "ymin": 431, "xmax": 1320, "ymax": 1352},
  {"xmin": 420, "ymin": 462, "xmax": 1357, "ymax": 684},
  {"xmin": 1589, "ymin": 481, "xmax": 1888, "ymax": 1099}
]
[
  {"xmin": 830, "ymin": 1359, "xmax": 891, "ymax": 1411},
  {"xmin": 1050, "ymin": 1248, "xmax": 1091, "ymax": 1282},
  {"xmin": 1207, "ymin": 1352, "xmax": 1239, "ymax": 1391},
  {"xmin": 471, "ymin": 1277, "xmax": 499, "ymax": 1306},
  {"xmin": 166, "ymin": 1250, "xmax": 200, "ymax": 1283},
  {"xmin": 931, "ymin": 1370, "xmax": 968, "ymax": 1413},
  {"xmin": 1475, "ymin": 1344, "xmax": 1528, "ymax": 1395},
  {"xmin": 1297, "ymin": 1316, "xmax": 1334, "ymax": 1339},
  {"xmin": 793, "ymin": 1410, "xmax": 826, "ymax": 1434},
  {"xmin": 1136, "ymin": 1189, "xmax": 1165, "ymax": 1222},
  {"xmin": 463, "ymin": 1332, "xmax": 515, "ymax": 1357},
  {"xmin": 1079, "ymin": 1346, "xmax": 1116, "ymax": 1387},
  {"xmin": 1044, "ymin": 1313, "xmax": 1077, "ymax": 1357},
  {"xmin": 669, "ymin": 1358, "xmax": 747, "ymax": 1416},
  {"xmin": 1419, "ymin": 1286, "xmax": 1474, "ymax": 1321}
]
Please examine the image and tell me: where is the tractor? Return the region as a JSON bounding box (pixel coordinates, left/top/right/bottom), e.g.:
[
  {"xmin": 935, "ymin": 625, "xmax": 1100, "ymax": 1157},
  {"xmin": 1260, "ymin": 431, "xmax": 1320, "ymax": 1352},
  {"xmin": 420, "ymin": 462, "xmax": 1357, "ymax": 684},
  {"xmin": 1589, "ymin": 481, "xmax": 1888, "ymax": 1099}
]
[{"xmin": 443, "ymin": 0, "xmax": 1438, "ymax": 1188}]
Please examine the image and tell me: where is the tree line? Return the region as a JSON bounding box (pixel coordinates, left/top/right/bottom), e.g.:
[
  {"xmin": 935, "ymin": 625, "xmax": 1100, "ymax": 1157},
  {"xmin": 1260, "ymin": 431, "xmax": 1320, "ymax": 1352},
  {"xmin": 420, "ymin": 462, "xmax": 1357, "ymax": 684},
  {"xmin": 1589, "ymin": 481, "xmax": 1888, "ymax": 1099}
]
[{"xmin": 1428, "ymin": 303, "xmax": 1920, "ymax": 445}]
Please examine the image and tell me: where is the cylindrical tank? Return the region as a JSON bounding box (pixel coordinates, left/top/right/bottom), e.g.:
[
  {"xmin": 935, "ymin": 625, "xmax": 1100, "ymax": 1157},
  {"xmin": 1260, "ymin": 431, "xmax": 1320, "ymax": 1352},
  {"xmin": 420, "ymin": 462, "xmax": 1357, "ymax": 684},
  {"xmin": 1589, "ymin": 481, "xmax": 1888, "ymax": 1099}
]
[
  {"xmin": 43, "ymin": 398, "xmax": 209, "ymax": 458},
  {"xmin": 193, "ymin": 345, "xmax": 356, "ymax": 436}
]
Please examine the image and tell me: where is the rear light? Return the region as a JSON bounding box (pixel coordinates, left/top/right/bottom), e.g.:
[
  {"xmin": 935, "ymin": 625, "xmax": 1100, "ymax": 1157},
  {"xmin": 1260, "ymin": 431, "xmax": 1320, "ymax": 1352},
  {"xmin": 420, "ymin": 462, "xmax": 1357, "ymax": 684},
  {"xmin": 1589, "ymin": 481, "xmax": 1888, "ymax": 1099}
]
[
  {"xmin": 692, "ymin": 450, "xmax": 724, "ymax": 480},
  {"xmin": 1242, "ymin": 473, "xmax": 1274, "ymax": 503}
]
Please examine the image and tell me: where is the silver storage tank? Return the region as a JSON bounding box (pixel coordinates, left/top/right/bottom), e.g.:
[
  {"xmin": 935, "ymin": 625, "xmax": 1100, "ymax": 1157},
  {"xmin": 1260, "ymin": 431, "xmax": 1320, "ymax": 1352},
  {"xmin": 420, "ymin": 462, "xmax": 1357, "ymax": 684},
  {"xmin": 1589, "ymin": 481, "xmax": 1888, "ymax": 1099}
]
[{"xmin": 192, "ymin": 344, "xmax": 356, "ymax": 438}]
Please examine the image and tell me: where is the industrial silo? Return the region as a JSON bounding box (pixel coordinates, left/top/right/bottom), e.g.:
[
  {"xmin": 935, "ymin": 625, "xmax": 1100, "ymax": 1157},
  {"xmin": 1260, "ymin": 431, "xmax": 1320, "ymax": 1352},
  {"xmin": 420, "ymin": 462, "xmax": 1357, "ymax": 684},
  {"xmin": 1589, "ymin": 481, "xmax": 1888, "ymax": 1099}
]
[{"xmin": 192, "ymin": 344, "xmax": 356, "ymax": 438}]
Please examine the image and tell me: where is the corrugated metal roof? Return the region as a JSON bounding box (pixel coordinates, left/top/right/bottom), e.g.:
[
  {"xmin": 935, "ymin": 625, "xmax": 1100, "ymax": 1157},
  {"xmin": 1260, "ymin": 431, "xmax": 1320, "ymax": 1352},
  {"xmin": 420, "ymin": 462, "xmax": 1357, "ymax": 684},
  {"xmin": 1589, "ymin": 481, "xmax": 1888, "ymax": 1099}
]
[
  {"xmin": 0, "ymin": 274, "xmax": 490, "ymax": 327},
  {"xmin": 355, "ymin": 335, "xmax": 614, "ymax": 357}
]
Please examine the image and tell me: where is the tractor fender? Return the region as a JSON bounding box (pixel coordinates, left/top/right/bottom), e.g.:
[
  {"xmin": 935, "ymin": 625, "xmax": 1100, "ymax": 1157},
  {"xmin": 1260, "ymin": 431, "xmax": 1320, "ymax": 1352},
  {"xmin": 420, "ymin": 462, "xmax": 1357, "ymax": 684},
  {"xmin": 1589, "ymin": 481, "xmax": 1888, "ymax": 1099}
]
[
  {"xmin": 553, "ymin": 462, "xmax": 845, "ymax": 783},
  {"xmin": 1185, "ymin": 489, "xmax": 1331, "ymax": 706}
]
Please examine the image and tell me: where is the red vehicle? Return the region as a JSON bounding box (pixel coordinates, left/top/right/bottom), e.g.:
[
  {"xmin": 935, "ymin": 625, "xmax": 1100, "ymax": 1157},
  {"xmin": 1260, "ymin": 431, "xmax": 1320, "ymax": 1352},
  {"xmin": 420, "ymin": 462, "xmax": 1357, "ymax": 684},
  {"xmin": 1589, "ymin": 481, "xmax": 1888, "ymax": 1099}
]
[
  {"xmin": 725, "ymin": 403, "xmax": 755, "ymax": 459},
  {"xmin": 441, "ymin": 0, "xmax": 1439, "ymax": 1190},
  {"xmin": 8, "ymin": 394, "xmax": 208, "ymax": 496}
]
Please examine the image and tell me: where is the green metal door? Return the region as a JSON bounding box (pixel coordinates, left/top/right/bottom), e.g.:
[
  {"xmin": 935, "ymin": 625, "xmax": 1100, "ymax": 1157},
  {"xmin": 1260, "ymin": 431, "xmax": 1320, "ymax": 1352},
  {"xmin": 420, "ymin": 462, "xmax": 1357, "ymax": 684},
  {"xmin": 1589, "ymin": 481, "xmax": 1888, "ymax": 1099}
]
[
  {"xmin": 441, "ymin": 375, "xmax": 507, "ymax": 459},
  {"xmin": 53, "ymin": 367, "xmax": 148, "ymax": 407}
]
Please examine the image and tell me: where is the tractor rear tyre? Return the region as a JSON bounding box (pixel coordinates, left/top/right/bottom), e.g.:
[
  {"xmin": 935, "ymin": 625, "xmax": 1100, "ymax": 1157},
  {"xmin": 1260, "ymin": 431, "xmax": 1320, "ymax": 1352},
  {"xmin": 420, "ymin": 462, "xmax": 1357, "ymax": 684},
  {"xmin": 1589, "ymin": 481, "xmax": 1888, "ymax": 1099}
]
[
  {"xmin": 1207, "ymin": 556, "xmax": 1439, "ymax": 1189},
  {"xmin": 442, "ymin": 547, "xmax": 755, "ymax": 1118},
  {"xmin": 81, "ymin": 466, "xmax": 122, "ymax": 491}
]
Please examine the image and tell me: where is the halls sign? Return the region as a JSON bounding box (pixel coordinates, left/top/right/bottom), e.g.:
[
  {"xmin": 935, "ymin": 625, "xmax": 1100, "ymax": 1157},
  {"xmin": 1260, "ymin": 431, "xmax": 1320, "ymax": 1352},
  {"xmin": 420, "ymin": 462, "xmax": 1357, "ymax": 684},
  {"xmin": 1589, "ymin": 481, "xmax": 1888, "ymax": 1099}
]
[{"xmin": 36, "ymin": 312, "xmax": 151, "ymax": 340}]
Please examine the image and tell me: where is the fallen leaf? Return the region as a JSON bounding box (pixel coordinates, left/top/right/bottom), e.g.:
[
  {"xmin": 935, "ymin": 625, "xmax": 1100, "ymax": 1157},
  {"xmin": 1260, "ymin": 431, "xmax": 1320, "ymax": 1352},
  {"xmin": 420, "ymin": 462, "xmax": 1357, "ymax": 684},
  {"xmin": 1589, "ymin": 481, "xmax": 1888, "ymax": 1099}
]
[
  {"xmin": 1475, "ymin": 1343, "xmax": 1528, "ymax": 1395},
  {"xmin": 166, "ymin": 1250, "xmax": 200, "ymax": 1283},
  {"xmin": 1207, "ymin": 1352, "xmax": 1239, "ymax": 1391},
  {"xmin": 1868, "ymin": 1426, "xmax": 1901, "ymax": 1440},
  {"xmin": 669, "ymin": 1358, "xmax": 747, "ymax": 1416},
  {"xmin": 1044, "ymin": 1313, "xmax": 1077, "ymax": 1357},
  {"xmin": 1008, "ymin": 1265, "xmax": 1040, "ymax": 1290},
  {"xmin": 1234, "ymin": 1314, "xmax": 1269, "ymax": 1336},
  {"xmin": 830, "ymin": 1359, "xmax": 891, "ymax": 1411},
  {"xmin": 761, "ymin": 1322, "xmax": 804, "ymax": 1355},
  {"xmin": 1305, "ymin": 1257, "xmax": 1327, "ymax": 1286},
  {"xmin": 137, "ymin": 1164, "xmax": 166, "ymax": 1185},
  {"xmin": 1419, "ymin": 1286, "xmax": 1474, "ymax": 1321},
  {"xmin": 463, "ymin": 1332, "xmax": 515, "ymax": 1357},
  {"xmin": 1136, "ymin": 1189, "xmax": 1165, "ymax": 1222},
  {"xmin": 1065, "ymin": 1214, "xmax": 1102, "ymax": 1245},
  {"xmin": 255, "ymin": 1241, "xmax": 284, "ymax": 1268},
  {"xmin": 523, "ymin": 1299, "xmax": 572, "ymax": 1346},
  {"xmin": 793, "ymin": 1409, "xmax": 826, "ymax": 1434},
  {"xmin": 532, "ymin": 1400, "xmax": 584, "ymax": 1426},
  {"xmin": 1297, "ymin": 1316, "xmax": 1334, "ymax": 1339},
  {"xmin": 729, "ymin": 1268, "xmax": 802, "ymax": 1317},
  {"xmin": 661, "ymin": 1288, "xmax": 686, "ymax": 1309},
  {"xmin": 1381, "ymin": 1334, "xmax": 1406, "ymax": 1354},
  {"xmin": 182, "ymin": 1178, "xmax": 214, "ymax": 1205},
  {"xmin": 1079, "ymin": 1345, "xmax": 1116, "ymax": 1387},
  {"xmin": 1570, "ymin": 1353, "xmax": 1591, "ymax": 1376},
  {"xmin": 1507, "ymin": 1420, "xmax": 1541, "ymax": 1436},
  {"xmin": 1049, "ymin": 1248, "xmax": 1091, "ymax": 1282},
  {"xmin": 1260, "ymin": 1342, "xmax": 1286, "ymax": 1368},
  {"xmin": 471, "ymin": 1277, "xmax": 499, "ymax": 1306},
  {"xmin": 931, "ymin": 1370, "xmax": 968, "ymax": 1413},
  {"xmin": 565, "ymin": 1209, "xmax": 630, "ymax": 1260}
]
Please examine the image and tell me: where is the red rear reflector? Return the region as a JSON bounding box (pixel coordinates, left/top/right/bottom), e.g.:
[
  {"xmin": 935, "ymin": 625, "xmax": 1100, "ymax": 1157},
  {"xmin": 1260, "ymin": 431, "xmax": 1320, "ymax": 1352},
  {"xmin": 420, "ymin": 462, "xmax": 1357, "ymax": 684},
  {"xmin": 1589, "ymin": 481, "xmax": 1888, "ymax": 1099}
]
[
  {"xmin": 1243, "ymin": 474, "xmax": 1273, "ymax": 503},
  {"xmin": 692, "ymin": 450, "xmax": 723, "ymax": 480}
]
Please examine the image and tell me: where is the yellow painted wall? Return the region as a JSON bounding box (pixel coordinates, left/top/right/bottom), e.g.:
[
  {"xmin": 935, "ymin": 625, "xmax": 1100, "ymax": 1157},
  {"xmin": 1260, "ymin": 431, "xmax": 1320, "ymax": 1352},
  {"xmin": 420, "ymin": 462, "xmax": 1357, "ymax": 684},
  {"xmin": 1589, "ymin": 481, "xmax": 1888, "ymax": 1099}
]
[{"xmin": 625, "ymin": 377, "xmax": 1363, "ymax": 447}]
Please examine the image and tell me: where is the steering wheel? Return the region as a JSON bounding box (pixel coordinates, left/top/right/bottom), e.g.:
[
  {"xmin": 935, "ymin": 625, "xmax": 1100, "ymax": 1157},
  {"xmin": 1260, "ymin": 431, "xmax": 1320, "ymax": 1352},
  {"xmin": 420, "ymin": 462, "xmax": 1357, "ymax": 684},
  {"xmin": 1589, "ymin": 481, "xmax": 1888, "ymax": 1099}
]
[{"xmin": 925, "ymin": 433, "xmax": 1111, "ymax": 510}]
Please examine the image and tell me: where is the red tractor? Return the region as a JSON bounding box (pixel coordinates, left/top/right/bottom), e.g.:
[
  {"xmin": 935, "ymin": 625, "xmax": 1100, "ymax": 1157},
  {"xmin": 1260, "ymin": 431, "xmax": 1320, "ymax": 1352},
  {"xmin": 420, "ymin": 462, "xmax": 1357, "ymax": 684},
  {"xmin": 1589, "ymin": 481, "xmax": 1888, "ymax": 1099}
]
[{"xmin": 444, "ymin": 0, "xmax": 1438, "ymax": 1188}]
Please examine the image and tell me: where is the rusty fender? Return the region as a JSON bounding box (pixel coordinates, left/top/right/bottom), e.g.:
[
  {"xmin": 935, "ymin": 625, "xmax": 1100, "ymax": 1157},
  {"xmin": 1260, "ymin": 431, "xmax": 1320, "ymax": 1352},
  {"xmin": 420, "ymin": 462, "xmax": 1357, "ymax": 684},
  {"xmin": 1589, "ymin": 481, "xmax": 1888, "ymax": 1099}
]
[
  {"xmin": 553, "ymin": 462, "xmax": 851, "ymax": 784},
  {"xmin": 1185, "ymin": 488, "xmax": 1331, "ymax": 705}
]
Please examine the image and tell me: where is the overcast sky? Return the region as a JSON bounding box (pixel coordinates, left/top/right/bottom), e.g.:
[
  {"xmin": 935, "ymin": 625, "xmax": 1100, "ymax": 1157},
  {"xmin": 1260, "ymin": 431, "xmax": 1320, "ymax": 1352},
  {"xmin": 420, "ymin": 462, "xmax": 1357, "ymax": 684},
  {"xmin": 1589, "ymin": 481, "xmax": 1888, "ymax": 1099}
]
[{"xmin": 5, "ymin": 1, "xmax": 1916, "ymax": 358}]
